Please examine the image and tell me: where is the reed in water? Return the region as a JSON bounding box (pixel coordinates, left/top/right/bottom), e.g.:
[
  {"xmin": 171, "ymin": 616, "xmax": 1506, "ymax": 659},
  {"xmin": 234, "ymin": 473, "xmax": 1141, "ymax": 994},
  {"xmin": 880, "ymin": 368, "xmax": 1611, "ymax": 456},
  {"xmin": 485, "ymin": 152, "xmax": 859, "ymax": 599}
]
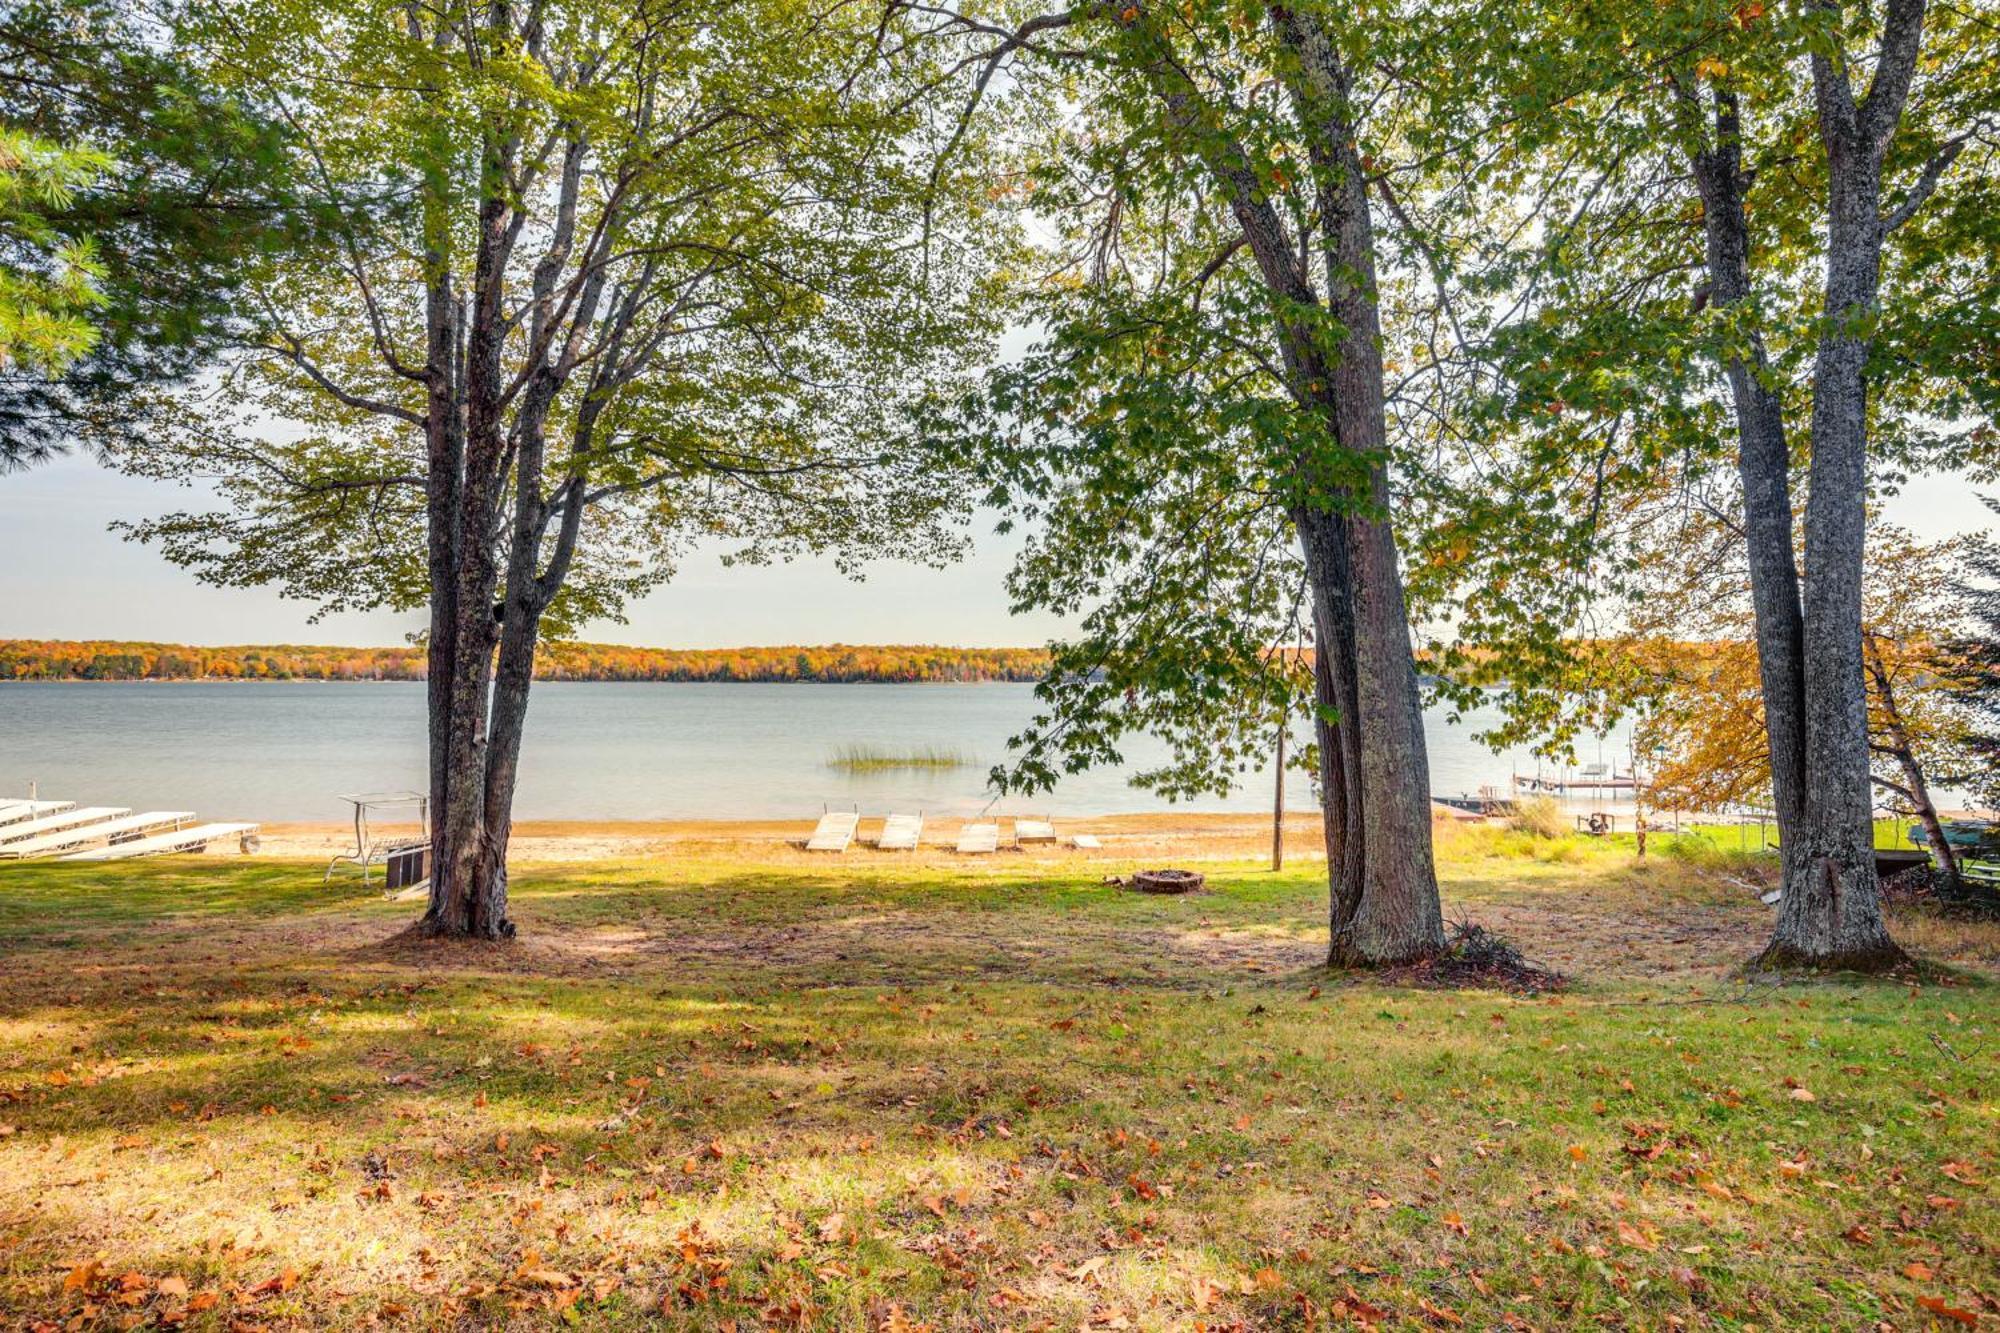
[{"xmin": 826, "ymin": 743, "xmax": 974, "ymax": 772}]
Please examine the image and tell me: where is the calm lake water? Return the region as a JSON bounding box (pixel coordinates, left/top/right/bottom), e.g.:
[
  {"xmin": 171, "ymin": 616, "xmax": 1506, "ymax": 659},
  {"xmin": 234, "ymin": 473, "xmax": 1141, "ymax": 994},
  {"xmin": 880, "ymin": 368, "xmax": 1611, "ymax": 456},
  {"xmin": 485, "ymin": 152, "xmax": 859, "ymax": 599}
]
[{"xmin": 0, "ymin": 681, "xmax": 1633, "ymax": 823}]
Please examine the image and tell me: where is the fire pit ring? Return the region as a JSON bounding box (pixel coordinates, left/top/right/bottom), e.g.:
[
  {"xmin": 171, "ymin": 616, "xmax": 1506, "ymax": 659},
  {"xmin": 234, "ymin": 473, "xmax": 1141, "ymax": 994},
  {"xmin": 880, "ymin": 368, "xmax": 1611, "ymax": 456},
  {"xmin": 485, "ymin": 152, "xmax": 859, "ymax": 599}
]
[{"xmin": 1130, "ymin": 868, "xmax": 1206, "ymax": 895}]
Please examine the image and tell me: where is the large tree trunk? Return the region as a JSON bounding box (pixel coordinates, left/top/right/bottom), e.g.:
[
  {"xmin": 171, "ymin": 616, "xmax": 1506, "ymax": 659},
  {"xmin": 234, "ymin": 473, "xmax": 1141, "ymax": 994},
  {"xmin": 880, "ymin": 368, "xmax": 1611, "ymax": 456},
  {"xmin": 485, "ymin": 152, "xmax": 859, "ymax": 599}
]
[
  {"xmin": 1306, "ymin": 530, "xmax": 1366, "ymax": 950},
  {"xmin": 1686, "ymin": 65, "xmax": 1907, "ymax": 969},
  {"xmin": 1318, "ymin": 119, "xmax": 1442, "ymax": 963},
  {"xmin": 1773, "ymin": 182, "xmax": 1896, "ymax": 966},
  {"xmin": 1080, "ymin": 3, "xmax": 1446, "ymax": 962},
  {"xmin": 1689, "ymin": 94, "xmax": 1809, "ymax": 891},
  {"xmin": 421, "ymin": 114, "xmax": 519, "ymax": 941},
  {"xmin": 1756, "ymin": 12, "xmax": 1924, "ymax": 969},
  {"xmin": 421, "ymin": 273, "xmax": 462, "ymax": 915}
]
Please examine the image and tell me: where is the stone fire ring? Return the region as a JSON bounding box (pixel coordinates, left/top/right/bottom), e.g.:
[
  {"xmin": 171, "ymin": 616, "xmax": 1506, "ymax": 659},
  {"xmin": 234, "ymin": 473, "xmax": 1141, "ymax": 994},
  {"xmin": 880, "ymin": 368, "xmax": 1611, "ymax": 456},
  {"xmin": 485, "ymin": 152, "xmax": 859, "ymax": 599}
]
[{"xmin": 1130, "ymin": 868, "xmax": 1206, "ymax": 895}]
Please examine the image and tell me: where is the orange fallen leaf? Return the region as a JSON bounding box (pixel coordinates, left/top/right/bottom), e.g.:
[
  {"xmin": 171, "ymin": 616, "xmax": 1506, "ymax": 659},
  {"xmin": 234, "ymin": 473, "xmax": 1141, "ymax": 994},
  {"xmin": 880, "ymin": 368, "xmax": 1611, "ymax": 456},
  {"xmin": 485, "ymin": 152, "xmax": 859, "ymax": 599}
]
[
  {"xmin": 1903, "ymin": 1261, "xmax": 1936, "ymax": 1281},
  {"xmin": 1418, "ymin": 1296, "xmax": 1465, "ymax": 1326},
  {"xmin": 1917, "ymin": 1296, "xmax": 1978, "ymax": 1326},
  {"xmin": 1342, "ymin": 1285, "xmax": 1390, "ymax": 1324},
  {"xmin": 1615, "ymin": 1221, "xmax": 1657, "ymax": 1252}
]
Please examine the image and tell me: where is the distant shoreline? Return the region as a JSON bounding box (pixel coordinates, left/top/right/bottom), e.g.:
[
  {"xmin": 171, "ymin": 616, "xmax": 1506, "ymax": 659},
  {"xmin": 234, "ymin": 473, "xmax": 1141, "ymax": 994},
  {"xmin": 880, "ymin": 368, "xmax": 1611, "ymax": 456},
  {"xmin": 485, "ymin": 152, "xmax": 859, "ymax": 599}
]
[
  {"xmin": 0, "ymin": 676, "xmax": 1037, "ymax": 686},
  {"xmin": 0, "ymin": 639, "xmax": 1052, "ymax": 686}
]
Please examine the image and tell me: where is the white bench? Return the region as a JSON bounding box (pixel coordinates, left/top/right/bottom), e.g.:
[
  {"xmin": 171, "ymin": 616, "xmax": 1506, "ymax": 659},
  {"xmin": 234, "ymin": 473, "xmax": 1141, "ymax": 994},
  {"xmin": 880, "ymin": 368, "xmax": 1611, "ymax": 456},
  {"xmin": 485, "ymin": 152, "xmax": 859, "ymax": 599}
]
[
  {"xmin": 64, "ymin": 823, "xmax": 260, "ymax": 861},
  {"xmin": 0, "ymin": 811, "xmax": 195, "ymax": 859}
]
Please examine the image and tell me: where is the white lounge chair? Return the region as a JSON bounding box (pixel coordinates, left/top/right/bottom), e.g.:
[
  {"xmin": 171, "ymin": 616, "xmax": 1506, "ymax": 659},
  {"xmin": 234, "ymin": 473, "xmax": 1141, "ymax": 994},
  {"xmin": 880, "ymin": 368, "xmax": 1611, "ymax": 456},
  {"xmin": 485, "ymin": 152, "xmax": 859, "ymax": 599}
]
[
  {"xmin": 0, "ymin": 807, "xmax": 128, "ymax": 845},
  {"xmin": 0, "ymin": 811, "xmax": 195, "ymax": 860},
  {"xmin": 63, "ymin": 822, "xmax": 260, "ymax": 861},
  {"xmin": 805, "ymin": 807, "xmax": 859, "ymax": 852},
  {"xmin": 956, "ymin": 822, "xmax": 999, "ymax": 854},
  {"xmin": 1069, "ymin": 834, "xmax": 1102, "ymax": 849},
  {"xmin": 0, "ymin": 800, "xmax": 76, "ymax": 828},
  {"xmin": 878, "ymin": 812, "xmax": 923, "ymax": 850},
  {"xmin": 1016, "ymin": 817, "xmax": 1057, "ymax": 844}
]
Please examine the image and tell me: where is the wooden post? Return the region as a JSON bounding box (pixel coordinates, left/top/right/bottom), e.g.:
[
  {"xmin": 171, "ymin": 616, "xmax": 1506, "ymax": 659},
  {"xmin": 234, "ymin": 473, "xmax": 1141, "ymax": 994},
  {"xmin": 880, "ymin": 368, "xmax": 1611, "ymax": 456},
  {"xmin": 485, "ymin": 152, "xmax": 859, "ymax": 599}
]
[{"xmin": 1272, "ymin": 721, "xmax": 1286, "ymax": 872}]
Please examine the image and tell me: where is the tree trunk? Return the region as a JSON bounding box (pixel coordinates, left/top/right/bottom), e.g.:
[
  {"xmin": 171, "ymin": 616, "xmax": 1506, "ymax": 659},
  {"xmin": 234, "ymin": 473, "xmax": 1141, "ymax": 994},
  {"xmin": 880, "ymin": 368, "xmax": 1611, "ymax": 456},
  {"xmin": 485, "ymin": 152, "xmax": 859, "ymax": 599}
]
[
  {"xmin": 1757, "ymin": 25, "xmax": 1920, "ymax": 971},
  {"xmin": 1689, "ymin": 94, "xmax": 1809, "ymax": 884},
  {"xmin": 421, "ymin": 110, "xmax": 518, "ymax": 941},
  {"xmin": 1113, "ymin": 1, "xmax": 1444, "ymax": 963},
  {"xmin": 1312, "ymin": 90, "xmax": 1442, "ymax": 964},
  {"xmin": 1874, "ymin": 651, "xmax": 1959, "ymax": 887},
  {"xmin": 1865, "ymin": 641, "xmax": 1959, "ymax": 894},
  {"xmin": 421, "ymin": 274, "xmax": 462, "ymax": 930},
  {"xmin": 1310, "ymin": 566, "xmax": 1364, "ymax": 948},
  {"xmin": 1686, "ymin": 71, "xmax": 1906, "ymax": 969}
]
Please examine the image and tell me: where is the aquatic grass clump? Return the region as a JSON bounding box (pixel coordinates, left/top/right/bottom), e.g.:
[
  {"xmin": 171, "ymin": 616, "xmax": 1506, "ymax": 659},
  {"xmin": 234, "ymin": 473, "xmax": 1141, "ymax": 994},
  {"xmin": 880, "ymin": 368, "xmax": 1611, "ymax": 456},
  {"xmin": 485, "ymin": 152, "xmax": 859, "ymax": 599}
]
[{"xmin": 826, "ymin": 742, "xmax": 974, "ymax": 772}]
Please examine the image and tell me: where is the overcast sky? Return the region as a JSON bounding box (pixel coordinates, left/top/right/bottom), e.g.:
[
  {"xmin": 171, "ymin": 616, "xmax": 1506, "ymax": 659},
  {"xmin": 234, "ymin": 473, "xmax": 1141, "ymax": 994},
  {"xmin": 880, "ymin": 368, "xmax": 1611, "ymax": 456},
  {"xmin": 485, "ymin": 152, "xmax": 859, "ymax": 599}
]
[
  {"xmin": 0, "ymin": 451, "xmax": 1991, "ymax": 648},
  {"xmin": 0, "ymin": 453, "xmax": 1066, "ymax": 647}
]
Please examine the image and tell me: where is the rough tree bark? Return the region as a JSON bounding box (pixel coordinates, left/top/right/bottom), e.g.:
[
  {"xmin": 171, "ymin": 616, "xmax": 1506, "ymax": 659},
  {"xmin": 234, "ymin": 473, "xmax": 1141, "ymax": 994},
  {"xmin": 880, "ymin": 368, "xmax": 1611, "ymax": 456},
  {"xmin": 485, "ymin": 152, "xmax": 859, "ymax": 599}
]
[
  {"xmin": 1275, "ymin": 3, "xmax": 1444, "ymax": 964},
  {"xmin": 414, "ymin": 16, "xmax": 599, "ymax": 942},
  {"xmin": 1676, "ymin": 0, "xmax": 1940, "ymax": 968},
  {"xmin": 1164, "ymin": 0, "xmax": 1442, "ymax": 964},
  {"xmin": 1760, "ymin": 0, "xmax": 1929, "ymax": 969},
  {"xmin": 1687, "ymin": 91, "xmax": 1809, "ymax": 888}
]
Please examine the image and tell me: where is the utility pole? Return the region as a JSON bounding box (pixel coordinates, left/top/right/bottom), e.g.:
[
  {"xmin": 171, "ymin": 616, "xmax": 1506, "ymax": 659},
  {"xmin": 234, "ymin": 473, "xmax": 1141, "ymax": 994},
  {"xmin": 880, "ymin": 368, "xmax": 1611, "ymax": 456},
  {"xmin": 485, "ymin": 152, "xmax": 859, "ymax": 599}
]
[{"xmin": 1272, "ymin": 721, "xmax": 1286, "ymax": 872}]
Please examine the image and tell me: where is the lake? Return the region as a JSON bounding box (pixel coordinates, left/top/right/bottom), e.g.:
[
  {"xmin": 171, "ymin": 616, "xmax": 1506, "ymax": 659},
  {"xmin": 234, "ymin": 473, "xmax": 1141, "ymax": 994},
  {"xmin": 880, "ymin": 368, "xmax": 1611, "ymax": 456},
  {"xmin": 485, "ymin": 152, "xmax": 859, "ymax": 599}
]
[{"xmin": 0, "ymin": 681, "xmax": 1634, "ymax": 823}]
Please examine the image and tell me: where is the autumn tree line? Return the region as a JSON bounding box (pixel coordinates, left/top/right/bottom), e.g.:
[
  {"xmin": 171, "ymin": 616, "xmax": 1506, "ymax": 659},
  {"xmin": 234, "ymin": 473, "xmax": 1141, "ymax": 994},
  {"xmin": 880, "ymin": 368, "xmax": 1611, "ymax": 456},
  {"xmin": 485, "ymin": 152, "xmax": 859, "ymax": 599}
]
[
  {"xmin": 0, "ymin": 640, "xmax": 1050, "ymax": 684},
  {"xmin": 2, "ymin": 0, "xmax": 1995, "ymax": 963}
]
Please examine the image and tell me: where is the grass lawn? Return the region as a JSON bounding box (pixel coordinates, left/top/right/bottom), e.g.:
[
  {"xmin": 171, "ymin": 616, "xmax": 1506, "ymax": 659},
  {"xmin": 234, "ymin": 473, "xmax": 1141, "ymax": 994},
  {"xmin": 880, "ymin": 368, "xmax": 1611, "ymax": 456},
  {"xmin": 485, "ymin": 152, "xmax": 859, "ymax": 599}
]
[{"xmin": 0, "ymin": 827, "xmax": 1994, "ymax": 1330}]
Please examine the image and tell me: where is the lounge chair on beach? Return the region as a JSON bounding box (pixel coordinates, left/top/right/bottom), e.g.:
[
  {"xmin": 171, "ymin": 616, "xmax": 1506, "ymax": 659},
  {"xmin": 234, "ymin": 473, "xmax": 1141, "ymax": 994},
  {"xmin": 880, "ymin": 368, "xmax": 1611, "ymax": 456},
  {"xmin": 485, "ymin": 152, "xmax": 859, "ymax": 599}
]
[
  {"xmin": 0, "ymin": 800, "xmax": 77, "ymax": 828},
  {"xmin": 1016, "ymin": 817, "xmax": 1057, "ymax": 844},
  {"xmin": 0, "ymin": 811, "xmax": 195, "ymax": 860},
  {"xmin": 63, "ymin": 822, "xmax": 260, "ymax": 861},
  {"xmin": 805, "ymin": 806, "xmax": 860, "ymax": 852},
  {"xmin": 0, "ymin": 807, "xmax": 128, "ymax": 845},
  {"xmin": 1069, "ymin": 833, "xmax": 1101, "ymax": 849},
  {"xmin": 878, "ymin": 812, "xmax": 922, "ymax": 851},
  {"xmin": 956, "ymin": 821, "xmax": 999, "ymax": 854}
]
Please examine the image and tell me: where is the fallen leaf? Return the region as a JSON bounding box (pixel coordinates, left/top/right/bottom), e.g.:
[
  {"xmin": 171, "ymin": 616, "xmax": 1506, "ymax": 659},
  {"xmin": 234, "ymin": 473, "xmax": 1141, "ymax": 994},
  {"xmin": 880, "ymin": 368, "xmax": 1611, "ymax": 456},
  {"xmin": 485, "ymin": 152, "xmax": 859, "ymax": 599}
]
[
  {"xmin": 1917, "ymin": 1296, "xmax": 1978, "ymax": 1326},
  {"xmin": 1418, "ymin": 1296, "xmax": 1464, "ymax": 1326},
  {"xmin": 1940, "ymin": 1161, "xmax": 1985, "ymax": 1186},
  {"xmin": 1615, "ymin": 1221, "xmax": 1657, "ymax": 1252}
]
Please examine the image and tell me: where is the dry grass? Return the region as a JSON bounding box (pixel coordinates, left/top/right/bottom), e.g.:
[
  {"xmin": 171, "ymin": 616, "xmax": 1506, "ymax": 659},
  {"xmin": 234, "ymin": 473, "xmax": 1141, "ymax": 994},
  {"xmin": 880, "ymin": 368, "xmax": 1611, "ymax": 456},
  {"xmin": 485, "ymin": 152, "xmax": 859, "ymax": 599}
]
[{"xmin": 0, "ymin": 827, "xmax": 1994, "ymax": 1330}]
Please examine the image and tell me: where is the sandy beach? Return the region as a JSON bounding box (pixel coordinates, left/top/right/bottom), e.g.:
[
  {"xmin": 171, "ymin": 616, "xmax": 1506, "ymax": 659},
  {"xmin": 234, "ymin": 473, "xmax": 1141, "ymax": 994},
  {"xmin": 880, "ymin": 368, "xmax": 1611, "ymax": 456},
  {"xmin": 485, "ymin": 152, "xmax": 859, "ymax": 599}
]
[{"xmin": 260, "ymin": 809, "xmax": 1351, "ymax": 864}]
